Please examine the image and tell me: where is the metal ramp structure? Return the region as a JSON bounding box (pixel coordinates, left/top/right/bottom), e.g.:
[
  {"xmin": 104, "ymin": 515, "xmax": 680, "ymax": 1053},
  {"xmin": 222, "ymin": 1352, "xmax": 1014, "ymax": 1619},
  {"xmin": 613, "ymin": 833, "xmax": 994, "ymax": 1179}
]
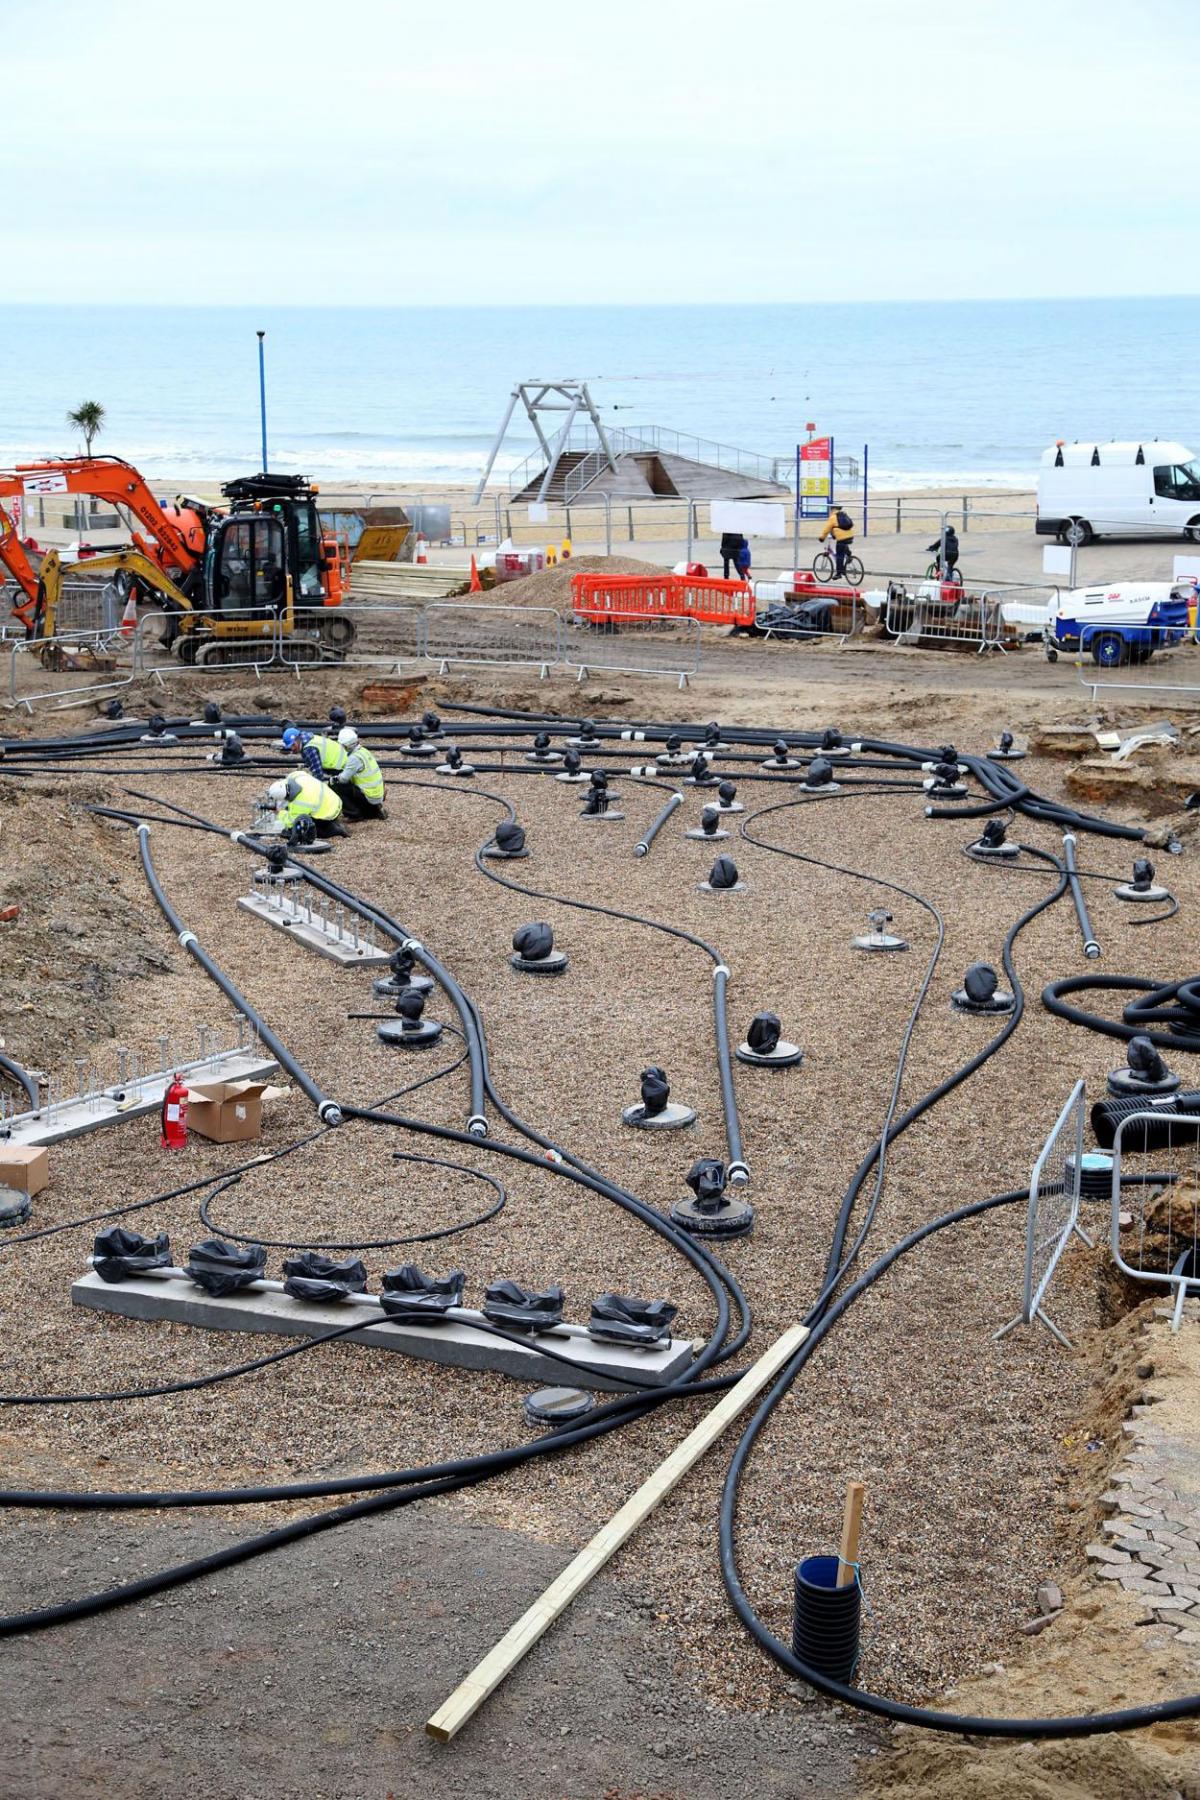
[
  {"xmin": 473, "ymin": 382, "xmax": 616, "ymax": 506},
  {"xmin": 475, "ymin": 382, "xmax": 795, "ymax": 507}
]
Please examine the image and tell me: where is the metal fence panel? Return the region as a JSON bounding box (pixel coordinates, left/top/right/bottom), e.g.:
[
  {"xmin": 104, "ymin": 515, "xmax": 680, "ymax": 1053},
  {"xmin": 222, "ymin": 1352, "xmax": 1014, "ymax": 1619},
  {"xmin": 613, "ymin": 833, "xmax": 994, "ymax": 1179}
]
[
  {"xmin": 561, "ymin": 611, "xmax": 700, "ymax": 687},
  {"xmin": 1111, "ymin": 1109, "xmax": 1200, "ymax": 1331},
  {"xmin": 423, "ymin": 602, "xmax": 562, "ymax": 673},
  {"xmin": 997, "ymin": 1079, "xmax": 1087, "ymax": 1347}
]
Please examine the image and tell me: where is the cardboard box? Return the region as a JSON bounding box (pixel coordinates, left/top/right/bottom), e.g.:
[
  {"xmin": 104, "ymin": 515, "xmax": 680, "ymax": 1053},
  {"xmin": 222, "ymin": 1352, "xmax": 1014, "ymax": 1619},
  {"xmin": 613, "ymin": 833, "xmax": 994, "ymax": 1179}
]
[
  {"xmin": 185, "ymin": 1079, "xmax": 268, "ymax": 1144},
  {"xmin": 0, "ymin": 1144, "xmax": 49, "ymax": 1196}
]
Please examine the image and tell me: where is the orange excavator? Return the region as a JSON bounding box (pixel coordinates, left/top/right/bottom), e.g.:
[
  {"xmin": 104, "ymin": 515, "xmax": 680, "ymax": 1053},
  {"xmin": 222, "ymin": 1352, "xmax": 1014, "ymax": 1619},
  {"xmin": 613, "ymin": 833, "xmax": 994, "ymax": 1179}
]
[{"xmin": 0, "ymin": 457, "xmax": 356, "ymax": 664}]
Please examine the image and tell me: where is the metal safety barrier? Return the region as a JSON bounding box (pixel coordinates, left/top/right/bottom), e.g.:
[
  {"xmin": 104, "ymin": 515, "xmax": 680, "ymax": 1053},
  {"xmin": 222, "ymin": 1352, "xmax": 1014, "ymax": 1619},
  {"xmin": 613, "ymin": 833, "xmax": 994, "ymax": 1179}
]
[
  {"xmin": 561, "ymin": 610, "xmax": 701, "ymax": 689},
  {"xmin": 422, "ymin": 602, "xmax": 562, "ymax": 675},
  {"xmin": 996, "ymin": 1079, "xmax": 1089, "ymax": 1347},
  {"xmin": 882, "ymin": 578, "xmax": 1008, "ymax": 653},
  {"xmin": 1110, "ymin": 1106, "xmax": 1200, "ymax": 1332},
  {"xmin": 1073, "ymin": 628, "xmax": 1200, "ymax": 706}
]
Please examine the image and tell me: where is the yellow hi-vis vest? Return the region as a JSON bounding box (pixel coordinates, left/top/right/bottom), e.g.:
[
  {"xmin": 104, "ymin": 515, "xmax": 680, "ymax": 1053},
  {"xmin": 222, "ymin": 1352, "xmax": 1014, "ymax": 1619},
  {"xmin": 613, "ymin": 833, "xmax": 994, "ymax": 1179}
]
[
  {"xmin": 277, "ymin": 771, "xmax": 343, "ymax": 829},
  {"xmin": 306, "ymin": 733, "xmax": 348, "ymax": 775},
  {"xmin": 344, "ymin": 745, "xmax": 385, "ymax": 802}
]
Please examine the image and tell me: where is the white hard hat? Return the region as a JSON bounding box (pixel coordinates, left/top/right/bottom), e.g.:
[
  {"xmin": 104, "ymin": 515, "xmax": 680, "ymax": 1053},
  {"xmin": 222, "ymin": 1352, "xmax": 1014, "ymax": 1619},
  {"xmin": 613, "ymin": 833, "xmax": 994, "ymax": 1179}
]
[
  {"xmin": 338, "ymin": 726, "xmax": 359, "ymax": 749},
  {"xmin": 267, "ymin": 779, "xmax": 287, "ymax": 804}
]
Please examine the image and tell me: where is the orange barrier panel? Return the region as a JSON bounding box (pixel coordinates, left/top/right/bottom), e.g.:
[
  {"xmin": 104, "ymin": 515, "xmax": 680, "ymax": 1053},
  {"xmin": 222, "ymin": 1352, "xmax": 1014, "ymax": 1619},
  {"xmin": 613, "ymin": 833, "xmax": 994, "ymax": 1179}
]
[{"xmin": 571, "ymin": 573, "xmax": 755, "ymax": 629}]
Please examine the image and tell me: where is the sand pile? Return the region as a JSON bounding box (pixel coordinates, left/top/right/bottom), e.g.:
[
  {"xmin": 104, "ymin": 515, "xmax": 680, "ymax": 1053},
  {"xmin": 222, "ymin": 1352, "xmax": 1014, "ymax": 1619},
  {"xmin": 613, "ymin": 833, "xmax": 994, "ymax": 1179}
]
[{"xmin": 492, "ymin": 554, "xmax": 668, "ymax": 610}]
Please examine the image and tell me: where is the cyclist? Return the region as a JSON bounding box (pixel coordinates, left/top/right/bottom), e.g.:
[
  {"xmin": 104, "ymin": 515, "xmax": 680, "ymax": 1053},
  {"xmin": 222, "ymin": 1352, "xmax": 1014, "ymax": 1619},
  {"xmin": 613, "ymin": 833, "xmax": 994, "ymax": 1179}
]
[
  {"xmin": 818, "ymin": 503, "xmax": 856, "ymax": 580},
  {"xmin": 928, "ymin": 524, "xmax": 961, "ymax": 580}
]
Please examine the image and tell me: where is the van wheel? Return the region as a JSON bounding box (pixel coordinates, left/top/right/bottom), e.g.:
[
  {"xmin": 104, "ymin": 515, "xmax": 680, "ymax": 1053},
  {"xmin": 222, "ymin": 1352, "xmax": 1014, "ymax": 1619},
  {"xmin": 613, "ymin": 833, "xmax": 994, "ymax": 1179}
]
[
  {"xmin": 1061, "ymin": 517, "xmax": 1092, "ymax": 548},
  {"xmin": 1091, "ymin": 632, "xmax": 1127, "ymax": 668},
  {"xmin": 1184, "ymin": 517, "xmax": 1200, "ymax": 544}
]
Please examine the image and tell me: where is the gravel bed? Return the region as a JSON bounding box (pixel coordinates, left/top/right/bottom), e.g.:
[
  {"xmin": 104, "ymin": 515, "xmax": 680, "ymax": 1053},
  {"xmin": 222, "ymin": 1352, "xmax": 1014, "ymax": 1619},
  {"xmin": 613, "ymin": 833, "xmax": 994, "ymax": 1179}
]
[{"xmin": 1, "ymin": 711, "xmax": 1194, "ymax": 1718}]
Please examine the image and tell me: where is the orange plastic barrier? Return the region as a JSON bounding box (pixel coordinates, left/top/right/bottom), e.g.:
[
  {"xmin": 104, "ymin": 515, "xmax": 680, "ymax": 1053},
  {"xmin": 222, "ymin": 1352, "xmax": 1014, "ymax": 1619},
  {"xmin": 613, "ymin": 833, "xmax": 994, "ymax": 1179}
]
[{"xmin": 571, "ymin": 573, "xmax": 755, "ymax": 628}]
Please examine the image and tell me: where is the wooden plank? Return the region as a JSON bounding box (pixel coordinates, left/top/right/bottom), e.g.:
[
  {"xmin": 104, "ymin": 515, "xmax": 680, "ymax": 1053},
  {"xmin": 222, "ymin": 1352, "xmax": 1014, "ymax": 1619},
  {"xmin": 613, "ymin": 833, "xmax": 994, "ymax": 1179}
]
[
  {"xmin": 836, "ymin": 1480, "xmax": 865, "ymax": 1587},
  {"xmin": 425, "ymin": 1320, "xmax": 809, "ymax": 1743}
]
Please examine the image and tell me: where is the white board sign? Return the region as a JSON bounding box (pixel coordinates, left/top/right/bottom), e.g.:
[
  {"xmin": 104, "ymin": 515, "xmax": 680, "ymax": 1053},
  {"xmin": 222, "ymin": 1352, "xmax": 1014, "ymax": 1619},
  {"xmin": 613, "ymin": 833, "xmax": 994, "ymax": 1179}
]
[
  {"xmin": 527, "ymin": 502, "xmax": 549, "ymax": 525},
  {"xmin": 1042, "ymin": 544, "xmax": 1075, "ymax": 577},
  {"xmin": 1173, "ymin": 556, "xmax": 1200, "ymax": 581},
  {"xmin": 23, "ymin": 473, "xmax": 68, "ymax": 496},
  {"xmin": 709, "ymin": 501, "xmax": 786, "ymax": 539}
]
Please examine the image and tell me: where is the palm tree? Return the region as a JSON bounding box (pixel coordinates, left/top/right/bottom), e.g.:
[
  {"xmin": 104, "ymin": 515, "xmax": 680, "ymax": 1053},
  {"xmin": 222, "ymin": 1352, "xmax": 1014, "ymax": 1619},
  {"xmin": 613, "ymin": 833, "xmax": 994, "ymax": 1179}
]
[{"xmin": 67, "ymin": 400, "xmax": 105, "ymax": 457}]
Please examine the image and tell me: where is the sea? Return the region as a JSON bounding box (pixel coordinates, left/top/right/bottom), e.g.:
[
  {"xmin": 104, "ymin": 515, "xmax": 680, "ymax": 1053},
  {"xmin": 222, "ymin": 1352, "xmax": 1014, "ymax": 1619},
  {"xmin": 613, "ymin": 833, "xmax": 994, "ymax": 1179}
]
[{"xmin": 2, "ymin": 297, "xmax": 1197, "ymax": 492}]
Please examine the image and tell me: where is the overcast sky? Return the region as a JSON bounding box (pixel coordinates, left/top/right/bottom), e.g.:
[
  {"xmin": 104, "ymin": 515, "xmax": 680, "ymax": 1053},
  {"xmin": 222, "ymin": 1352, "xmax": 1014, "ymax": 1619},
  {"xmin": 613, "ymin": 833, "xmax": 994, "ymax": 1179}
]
[{"xmin": 4, "ymin": 0, "xmax": 1196, "ymax": 305}]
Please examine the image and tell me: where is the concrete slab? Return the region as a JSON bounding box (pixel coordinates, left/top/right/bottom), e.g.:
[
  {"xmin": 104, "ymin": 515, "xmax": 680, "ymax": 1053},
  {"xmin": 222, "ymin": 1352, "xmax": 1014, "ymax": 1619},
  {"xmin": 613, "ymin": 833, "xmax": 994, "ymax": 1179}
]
[
  {"xmin": 69, "ymin": 1271, "xmax": 695, "ymax": 1392},
  {"xmin": 237, "ymin": 892, "xmax": 392, "ymax": 967},
  {"xmin": 0, "ymin": 1055, "xmax": 279, "ymax": 1148}
]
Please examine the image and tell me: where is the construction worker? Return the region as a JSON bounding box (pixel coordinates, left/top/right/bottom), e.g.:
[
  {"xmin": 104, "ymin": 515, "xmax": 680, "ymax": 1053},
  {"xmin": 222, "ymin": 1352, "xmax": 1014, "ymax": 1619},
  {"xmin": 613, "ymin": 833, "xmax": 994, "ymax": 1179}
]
[
  {"xmin": 333, "ymin": 726, "xmax": 386, "ymax": 821},
  {"xmin": 266, "ymin": 772, "xmax": 348, "ymax": 839},
  {"xmin": 281, "ymin": 724, "xmax": 348, "ymax": 784},
  {"xmin": 818, "ymin": 503, "xmax": 856, "ymax": 580}
]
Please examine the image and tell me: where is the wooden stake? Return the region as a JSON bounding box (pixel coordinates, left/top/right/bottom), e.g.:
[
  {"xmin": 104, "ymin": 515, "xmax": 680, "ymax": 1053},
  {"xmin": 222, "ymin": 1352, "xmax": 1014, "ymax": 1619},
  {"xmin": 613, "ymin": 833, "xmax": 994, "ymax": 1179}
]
[
  {"xmin": 836, "ymin": 1480, "xmax": 865, "ymax": 1587},
  {"xmin": 425, "ymin": 1320, "xmax": 810, "ymax": 1743}
]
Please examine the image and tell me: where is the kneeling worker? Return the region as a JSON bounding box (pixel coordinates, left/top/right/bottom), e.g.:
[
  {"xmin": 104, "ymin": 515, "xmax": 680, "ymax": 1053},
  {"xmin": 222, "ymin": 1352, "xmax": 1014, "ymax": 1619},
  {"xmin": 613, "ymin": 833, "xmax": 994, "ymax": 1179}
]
[
  {"xmin": 266, "ymin": 772, "xmax": 348, "ymax": 839},
  {"xmin": 334, "ymin": 726, "xmax": 386, "ymax": 821},
  {"xmin": 282, "ymin": 724, "xmax": 349, "ymax": 785}
]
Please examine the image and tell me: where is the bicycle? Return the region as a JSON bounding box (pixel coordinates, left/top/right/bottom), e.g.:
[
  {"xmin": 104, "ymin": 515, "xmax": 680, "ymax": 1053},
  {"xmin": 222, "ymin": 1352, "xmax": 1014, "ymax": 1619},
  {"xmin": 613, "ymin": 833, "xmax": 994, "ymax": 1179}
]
[
  {"xmin": 924, "ymin": 560, "xmax": 964, "ymax": 584},
  {"xmin": 812, "ymin": 543, "xmax": 864, "ymax": 587}
]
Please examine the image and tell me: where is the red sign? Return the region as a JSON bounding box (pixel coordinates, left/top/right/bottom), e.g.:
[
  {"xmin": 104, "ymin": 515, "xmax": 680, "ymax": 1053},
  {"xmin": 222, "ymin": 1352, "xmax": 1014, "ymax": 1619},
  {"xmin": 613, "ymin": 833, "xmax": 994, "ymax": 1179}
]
[{"xmin": 800, "ymin": 437, "xmax": 832, "ymax": 461}]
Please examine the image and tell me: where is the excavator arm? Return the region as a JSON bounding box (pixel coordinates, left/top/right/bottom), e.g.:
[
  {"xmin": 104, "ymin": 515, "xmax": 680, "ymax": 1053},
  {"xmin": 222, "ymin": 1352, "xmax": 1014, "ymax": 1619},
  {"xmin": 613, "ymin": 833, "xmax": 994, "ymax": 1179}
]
[
  {"xmin": 0, "ymin": 502, "xmax": 44, "ymax": 628},
  {"xmin": 33, "ymin": 548, "xmax": 193, "ymax": 642},
  {"xmin": 0, "ymin": 459, "xmax": 207, "ymax": 622}
]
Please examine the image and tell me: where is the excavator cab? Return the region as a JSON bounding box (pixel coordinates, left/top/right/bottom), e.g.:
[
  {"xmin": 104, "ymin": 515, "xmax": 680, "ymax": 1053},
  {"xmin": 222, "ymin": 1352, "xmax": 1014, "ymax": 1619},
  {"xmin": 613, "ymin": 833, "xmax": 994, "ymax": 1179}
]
[{"xmin": 205, "ymin": 513, "xmax": 288, "ymax": 618}]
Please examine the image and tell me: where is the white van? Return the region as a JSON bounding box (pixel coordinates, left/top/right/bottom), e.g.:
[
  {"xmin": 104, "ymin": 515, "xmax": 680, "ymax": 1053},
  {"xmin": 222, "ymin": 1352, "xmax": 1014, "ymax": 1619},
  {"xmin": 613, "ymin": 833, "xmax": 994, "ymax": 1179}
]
[{"xmin": 1036, "ymin": 440, "xmax": 1200, "ymax": 545}]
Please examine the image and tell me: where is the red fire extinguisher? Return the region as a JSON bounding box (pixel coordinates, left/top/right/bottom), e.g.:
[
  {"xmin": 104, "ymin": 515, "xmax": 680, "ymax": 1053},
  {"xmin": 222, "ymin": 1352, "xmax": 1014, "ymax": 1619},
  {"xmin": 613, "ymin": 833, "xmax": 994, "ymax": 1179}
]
[{"xmin": 161, "ymin": 1073, "xmax": 189, "ymax": 1150}]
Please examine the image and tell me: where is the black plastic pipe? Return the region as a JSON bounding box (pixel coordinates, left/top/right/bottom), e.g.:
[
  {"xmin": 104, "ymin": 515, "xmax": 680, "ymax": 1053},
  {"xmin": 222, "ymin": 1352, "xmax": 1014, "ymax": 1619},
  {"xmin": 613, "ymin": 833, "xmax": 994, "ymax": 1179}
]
[
  {"xmin": 1063, "ymin": 832, "xmax": 1101, "ymax": 959},
  {"xmin": 634, "ymin": 790, "xmax": 683, "ymax": 858},
  {"xmin": 135, "ymin": 825, "xmax": 342, "ymax": 1126}
]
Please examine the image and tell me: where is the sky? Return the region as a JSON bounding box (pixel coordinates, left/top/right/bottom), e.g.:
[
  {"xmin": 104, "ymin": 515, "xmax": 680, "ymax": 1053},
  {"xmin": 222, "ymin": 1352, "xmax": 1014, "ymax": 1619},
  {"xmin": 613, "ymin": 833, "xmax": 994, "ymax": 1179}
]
[{"xmin": 1, "ymin": 0, "xmax": 1197, "ymax": 305}]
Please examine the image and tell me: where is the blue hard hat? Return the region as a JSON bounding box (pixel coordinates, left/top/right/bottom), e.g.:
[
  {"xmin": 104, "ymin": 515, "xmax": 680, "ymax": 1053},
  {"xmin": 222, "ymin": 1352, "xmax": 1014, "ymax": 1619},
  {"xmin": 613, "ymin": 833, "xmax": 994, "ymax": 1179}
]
[{"xmin": 281, "ymin": 726, "xmax": 302, "ymax": 749}]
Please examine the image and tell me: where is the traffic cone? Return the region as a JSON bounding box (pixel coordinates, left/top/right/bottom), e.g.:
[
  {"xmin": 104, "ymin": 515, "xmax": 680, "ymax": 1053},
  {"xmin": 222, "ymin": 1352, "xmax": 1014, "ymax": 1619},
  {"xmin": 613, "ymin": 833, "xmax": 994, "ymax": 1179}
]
[
  {"xmin": 119, "ymin": 591, "xmax": 138, "ymax": 638},
  {"xmin": 469, "ymin": 554, "xmax": 482, "ymax": 594},
  {"xmin": 415, "ymin": 534, "xmax": 428, "ymax": 565}
]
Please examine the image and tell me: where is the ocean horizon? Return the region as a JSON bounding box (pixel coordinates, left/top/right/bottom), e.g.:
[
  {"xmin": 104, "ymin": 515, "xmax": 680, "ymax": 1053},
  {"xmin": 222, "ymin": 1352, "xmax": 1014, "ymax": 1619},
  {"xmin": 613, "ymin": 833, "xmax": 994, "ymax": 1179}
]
[{"xmin": 3, "ymin": 296, "xmax": 1197, "ymax": 492}]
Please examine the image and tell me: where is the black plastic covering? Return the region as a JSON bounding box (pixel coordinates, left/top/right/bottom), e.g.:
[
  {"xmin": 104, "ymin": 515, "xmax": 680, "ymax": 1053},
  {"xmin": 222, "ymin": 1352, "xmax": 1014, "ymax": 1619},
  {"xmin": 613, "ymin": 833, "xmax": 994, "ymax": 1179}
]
[
  {"xmin": 821, "ymin": 729, "xmax": 843, "ymax": 751},
  {"xmin": 588, "ymin": 1293, "xmax": 678, "ymax": 1347},
  {"xmin": 562, "ymin": 748, "xmax": 582, "ymax": 774},
  {"xmin": 482, "ymin": 1279, "xmax": 565, "ymax": 1333},
  {"xmin": 1131, "ymin": 858, "xmax": 1156, "ymax": 891},
  {"xmin": 203, "ymin": 702, "xmax": 222, "ymax": 724},
  {"xmin": 281, "ymin": 1252, "xmax": 368, "ymax": 1303},
  {"xmin": 378, "ymin": 1264, "xmax": 465, "ymax": 1322},
  {"xmin": 640, "ymin": 1065, "xmax": 670, "ymax": 1115},
  {"xmin": 709, "ymin": 855, "xmax": 740, "ymax": 889},
  {"xmin": 930, "ymin": 760, "xmax": 961, "ymax": 786},
  {"xmin": 184, "ymin": 1238, "xmax": 268, "ymax": 1296},
  {"xmin": 93, "ymin": 1226, "xmax": 172, "ymax": 1284},
  {"xmin": 805, "ymin": 757, "xmax": 834, "ymax": 788},
  {"xmin": 979, "ymin": 819, "xmax": 1008, "ymax": 848},
  {"xmin": 686, "ymin": 1158, "xmax": 728, "ymax": 1213},
  {"xmin": 513, "ymin": 922, "xmax": 554, "ymax": 961},
  {"xmin": 147, "ymin": 713, "xmax": 167, "ymax": 737},
  {"xmin": 220, "ymin": 732, "xmax": 246, "ymax": 764},
  {"xmin": 701, "ymin": 807, "xmax": 722, "ymax": 835},
  {"xmin": 1128, "ymin": 1036, "xmax": 1170, "ymax": 1083},
  {"xmin": 747, "ymin": 1012, "xmax": 782, "ymax": 1055},
  {"xmin": 395, "ymin": 987, "xmax": 427, "ymax": 1024},
  {"xmin": 287, "ymin": 815, "xmax": 317, "ymax": 847},
  {"xmin": 689, "ymin": 753, "xmax": 713, "ymax": 781},
  {"xmin": 422, "ymin": 711, "xmax": 442, "ymax": 734},
  {"xmin": 329, "ymin": 705, "xmax": 348, "ymax": 728},
  {"xmin": 718, "ymin": 781, "xmax": 737, "ymax": 805},
  {"xmin": 963, "ymin": 963, "xmax": 999, "ymax": 1004},
  {"xmin": 495, "ymin": 820, "xmax": 526, "ymax": 853}
]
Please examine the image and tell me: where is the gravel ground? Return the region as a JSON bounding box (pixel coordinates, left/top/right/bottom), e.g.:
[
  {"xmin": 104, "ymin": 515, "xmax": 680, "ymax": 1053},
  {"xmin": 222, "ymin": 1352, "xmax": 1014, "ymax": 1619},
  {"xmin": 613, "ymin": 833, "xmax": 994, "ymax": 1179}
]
[{"xmin": 2, "ymin": 675, "xmax": 1198, "ymax": 1782}]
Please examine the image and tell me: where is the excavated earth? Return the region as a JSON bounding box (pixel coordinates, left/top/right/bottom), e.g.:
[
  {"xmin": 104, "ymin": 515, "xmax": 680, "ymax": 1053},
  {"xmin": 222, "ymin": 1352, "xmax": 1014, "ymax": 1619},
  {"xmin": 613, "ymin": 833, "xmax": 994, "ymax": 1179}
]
[{"xmin": 2, "ymin": 657, "xmax": 1200, "ymax": 1799}]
